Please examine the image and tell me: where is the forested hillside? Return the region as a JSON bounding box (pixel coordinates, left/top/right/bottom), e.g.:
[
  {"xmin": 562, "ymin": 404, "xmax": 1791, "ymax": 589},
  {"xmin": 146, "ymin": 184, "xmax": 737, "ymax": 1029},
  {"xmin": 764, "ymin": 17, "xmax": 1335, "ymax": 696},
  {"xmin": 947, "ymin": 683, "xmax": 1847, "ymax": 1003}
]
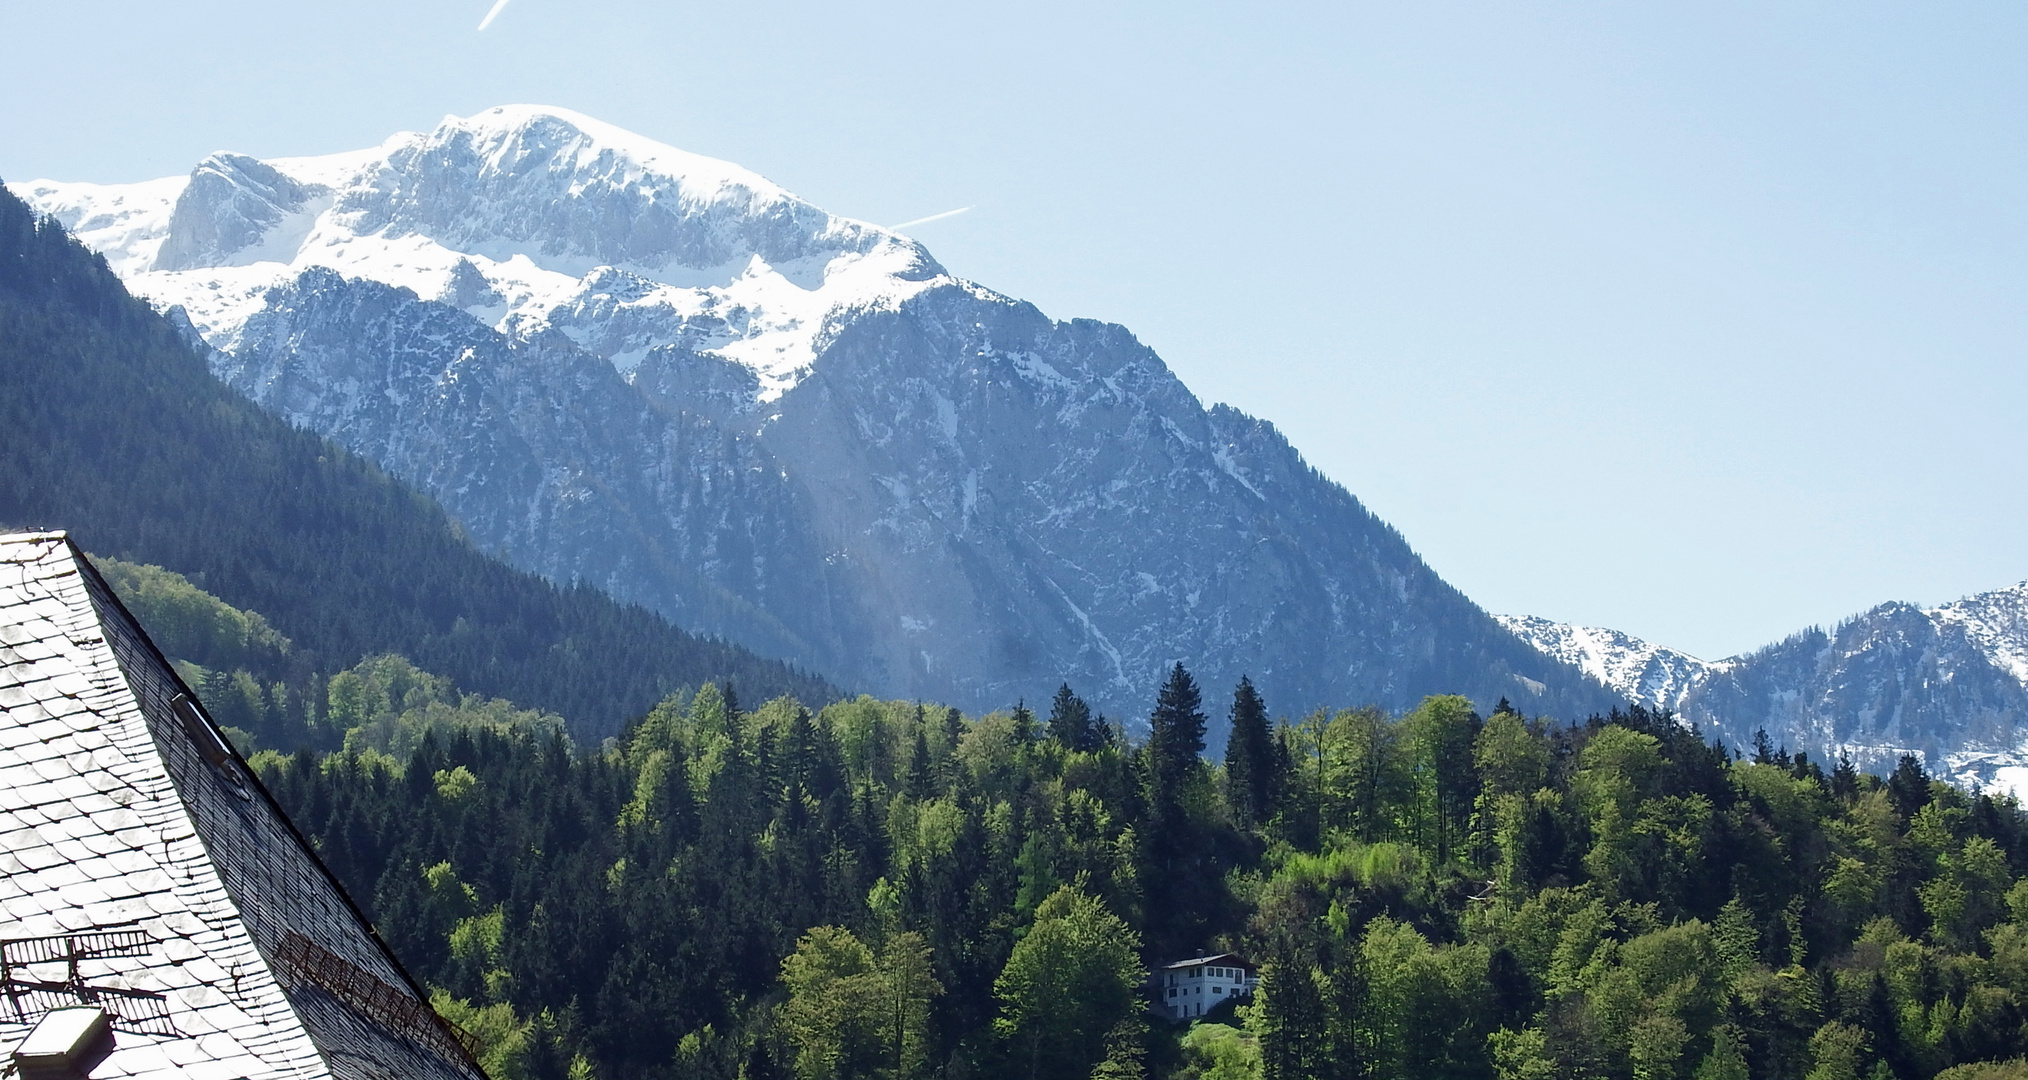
[
  {"xmin": 0, "ymin": 182, "xmax": 835, "ymax": 737},
  {"xmin": 249, "ymin": 655, "xmax": 2028, "ymax": 1080}
]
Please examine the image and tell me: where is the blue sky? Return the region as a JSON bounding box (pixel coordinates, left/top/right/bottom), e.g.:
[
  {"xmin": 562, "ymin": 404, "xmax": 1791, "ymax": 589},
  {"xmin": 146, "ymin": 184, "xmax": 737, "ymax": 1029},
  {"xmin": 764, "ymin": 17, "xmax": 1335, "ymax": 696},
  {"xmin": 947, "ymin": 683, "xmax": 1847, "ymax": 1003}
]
[{"xmin": 3, "ymin": 0, "xmax": 2022, "ymax": 660}]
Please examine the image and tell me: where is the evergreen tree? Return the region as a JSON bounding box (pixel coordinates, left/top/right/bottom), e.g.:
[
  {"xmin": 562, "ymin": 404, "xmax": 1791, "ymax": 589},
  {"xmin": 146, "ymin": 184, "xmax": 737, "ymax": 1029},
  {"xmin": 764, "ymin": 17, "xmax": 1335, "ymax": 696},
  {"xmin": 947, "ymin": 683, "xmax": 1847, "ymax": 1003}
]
[
  {"xmin": 1224, "ymin": 675, "xmax": 1275, "ymax": 829},
  {"xmin": 1047, "ymin": 683, "xmax": 1094, "ymax": 752},
  {"xmin": 1010, "ymin": 699, "xmax": 1036, "ymax": 744},
  {"xmin": 1253, "ymin": 942, "xmax": 1329, "ymax": 1080},
  {"xmin": 1147, "ymin": 662, "xmax": 1206, "ymax": 817},
  {"xmin": 940, "ymin": 706, "xmax": 965, "ymax": 766},
  {"xmin": 721, "ymin": 682, "xmax": 741, "ymax": 730},
  {"xmin": 1888, "ymin": 753, "xmax": 1933, "ymax": 819},
  {"xmin": 905, "ymin": 726, "xmax": 935, "ymax": 801}
]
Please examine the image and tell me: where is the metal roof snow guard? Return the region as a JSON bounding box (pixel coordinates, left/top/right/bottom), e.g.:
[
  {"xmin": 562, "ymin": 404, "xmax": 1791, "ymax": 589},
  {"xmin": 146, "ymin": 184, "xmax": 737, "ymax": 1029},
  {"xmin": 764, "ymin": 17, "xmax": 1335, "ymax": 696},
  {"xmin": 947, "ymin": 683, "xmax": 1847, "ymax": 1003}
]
[{"xmin": 0, "ymin": 532, "xmax": 487, "ymax": 1080}]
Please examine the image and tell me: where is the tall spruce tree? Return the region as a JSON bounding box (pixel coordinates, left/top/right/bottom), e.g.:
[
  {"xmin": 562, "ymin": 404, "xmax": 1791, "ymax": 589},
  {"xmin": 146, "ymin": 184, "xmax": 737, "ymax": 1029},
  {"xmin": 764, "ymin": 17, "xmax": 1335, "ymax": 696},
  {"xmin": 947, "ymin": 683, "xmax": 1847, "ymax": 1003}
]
[
  {"xmin": 1255, "ymin": 942, "xmax": 1330, "ymax": 1080},
  {"xmin": 1010, "ymin": 699, "xmax": 1036, "ymax": 744},
  {"xmin": 1047, "ymin": 683, "xmax": 1094, "ymax": 751},
  {"xmin": 1147, "ymin": 662, "xmax": 1206, "ymax": 817},
  {"xmin": 1224, "ymin": 675, "xmax": 1275, "ymax": 829},
  {"xmin": 906, "ymin": 725, "xmax": 935, "ymax": 801}
]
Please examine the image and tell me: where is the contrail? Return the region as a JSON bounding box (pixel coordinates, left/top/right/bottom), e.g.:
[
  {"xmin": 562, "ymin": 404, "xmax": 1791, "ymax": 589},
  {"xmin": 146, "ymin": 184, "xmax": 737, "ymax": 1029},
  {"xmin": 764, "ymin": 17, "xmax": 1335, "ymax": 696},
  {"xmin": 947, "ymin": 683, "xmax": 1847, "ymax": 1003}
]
[
  {"xmin": 477, "ymin": 0, "xmax": 513, "ymax": 30},
  {"xmin": 887, "ymin": 206, "xmax": 973, "ymax": 231}
]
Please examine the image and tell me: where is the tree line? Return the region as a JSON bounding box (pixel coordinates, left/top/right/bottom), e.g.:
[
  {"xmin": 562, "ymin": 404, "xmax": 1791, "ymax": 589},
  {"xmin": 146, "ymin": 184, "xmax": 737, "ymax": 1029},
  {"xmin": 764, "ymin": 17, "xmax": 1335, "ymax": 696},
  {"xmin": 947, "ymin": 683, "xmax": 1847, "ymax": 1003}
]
[{"xmin": 238, "ymin": 649, "xmax": 2028, "ymax": 1080}]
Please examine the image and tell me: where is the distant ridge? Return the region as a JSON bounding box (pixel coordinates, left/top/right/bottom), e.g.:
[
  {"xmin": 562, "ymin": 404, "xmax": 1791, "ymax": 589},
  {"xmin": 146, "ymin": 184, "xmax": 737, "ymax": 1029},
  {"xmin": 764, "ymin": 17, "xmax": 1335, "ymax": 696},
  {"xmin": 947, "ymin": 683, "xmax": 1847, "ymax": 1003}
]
[
  {"xmin": 0, "ymin": 180, "xmax": 838, "ymax": 738},
  {"xmin": 1502, "ymin": 583, "xmax": 2028, "ymax": 794}
]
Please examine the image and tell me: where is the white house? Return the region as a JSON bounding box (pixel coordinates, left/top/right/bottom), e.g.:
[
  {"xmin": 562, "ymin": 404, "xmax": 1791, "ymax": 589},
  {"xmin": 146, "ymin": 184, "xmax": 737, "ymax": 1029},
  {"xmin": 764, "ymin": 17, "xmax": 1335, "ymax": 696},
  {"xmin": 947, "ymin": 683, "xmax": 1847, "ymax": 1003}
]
[{"xmin": 1153, "ymin": 953, "xmax": 1259, "ymax": 1020}]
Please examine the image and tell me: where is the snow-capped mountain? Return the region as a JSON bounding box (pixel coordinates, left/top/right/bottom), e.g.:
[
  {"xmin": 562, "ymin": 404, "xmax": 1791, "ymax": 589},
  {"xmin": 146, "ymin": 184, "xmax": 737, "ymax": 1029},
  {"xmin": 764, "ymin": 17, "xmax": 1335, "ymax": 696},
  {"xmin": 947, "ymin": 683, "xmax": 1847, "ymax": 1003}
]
[
  {"xmin": 23, "ymin": 106, "xmax": 938, "ymax": 400},
  {"xmin": 1502, "ymin": 584, "xmax": 2028, "ymax": 795},
  {"xmin": 13, "ymin": 105, "xmax": 1622, "ymax": 732},
  {"xmin": 1492, "ymin": 614, "xmax": 1726, "ymax": 715}
]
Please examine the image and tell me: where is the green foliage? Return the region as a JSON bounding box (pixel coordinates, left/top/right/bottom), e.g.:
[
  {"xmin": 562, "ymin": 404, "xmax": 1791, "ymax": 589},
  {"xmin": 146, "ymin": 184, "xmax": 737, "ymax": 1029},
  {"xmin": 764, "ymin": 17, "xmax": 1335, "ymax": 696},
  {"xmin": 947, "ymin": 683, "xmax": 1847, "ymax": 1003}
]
[
  {"xmin": 247, "ymin": 655, "xmax": 2028, "ymax": 1080},
  {"xmin": 432, "ymin": 990, "xmax": 534, "ymax": 1080},
  {"xmin": 1177, "ymin": 1022, "xmax": 1260, "ymax": 1080},
  {"xmin": 1245, "ymin": 703, "xmax": 2028, "ymax": 1080},
  {"xmin": 994, "ymin": 886, "xmax": 1145, "ymax": 1080},
  {"xmin": 329, "ymin": 654, "xmax": 566, "ymax": 758},
  {"xmin": 1401, "ymin": 695, "xmax": 1480, "ymax": 864},
  {"xmin": 1936, "ymin": 1063, "xmax": 2028, "ymax": 1080},
  {"xmin": 1316, "ymin": 704, "xmax": 1413, "ymax": 844},
  {"xmin": 1225, "ymin": 676, "xmax": 1278, "ymax": 831},
  {"xmin": 778, "ymin": 926, "xmax": 941, "ymax": 1080},
  {"xmin": 98, "ymin": 555, "xmax": 289, "ymax": 671},
  {"xmin": 779, "ymin": 926, "xmax": 884, "ymax": 1080}
]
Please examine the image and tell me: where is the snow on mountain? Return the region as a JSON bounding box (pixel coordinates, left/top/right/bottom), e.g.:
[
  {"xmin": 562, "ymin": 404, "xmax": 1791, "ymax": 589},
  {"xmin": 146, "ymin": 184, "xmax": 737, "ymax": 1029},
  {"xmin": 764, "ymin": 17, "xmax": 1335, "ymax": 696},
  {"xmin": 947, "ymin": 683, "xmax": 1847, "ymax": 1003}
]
[
  {"xmin": 1502, "ymin": 583, "xmax": 2028, "ymax": 795},
  {"xmin": 11, "ymin": 106, "xmax": 1624, "ymax": 731},
  {"xmin": 17, "ymin": 105, "xmax": 942, "ymax": 400},
  {"xmin": 1930, "ymin": 583, "xmax": 2028, "ymax": 689},
  {"xmin": 1493, "ymin": 614, "xmax": 1725, "ymax": 714}
]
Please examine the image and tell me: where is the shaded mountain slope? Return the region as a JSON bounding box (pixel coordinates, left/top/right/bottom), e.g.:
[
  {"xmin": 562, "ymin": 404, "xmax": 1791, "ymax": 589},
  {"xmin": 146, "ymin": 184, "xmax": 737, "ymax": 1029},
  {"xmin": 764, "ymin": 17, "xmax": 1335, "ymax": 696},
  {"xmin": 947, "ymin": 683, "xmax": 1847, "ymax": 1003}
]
[{"xmin": 0, "ymin": 181, "xmax": 837, "ymax": 738}]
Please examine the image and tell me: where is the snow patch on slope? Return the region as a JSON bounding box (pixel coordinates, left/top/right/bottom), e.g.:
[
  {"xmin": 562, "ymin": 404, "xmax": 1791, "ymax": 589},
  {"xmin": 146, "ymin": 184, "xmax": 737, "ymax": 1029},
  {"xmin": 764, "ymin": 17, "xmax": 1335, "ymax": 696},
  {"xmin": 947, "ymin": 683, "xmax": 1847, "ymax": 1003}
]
[
  {"xmin": 15, "ymin": 175, "xmax": 185, "ymax": 275},
  {"xmin": 1929, "ymin": 582, "xmax": 2028, "ymax": 690},
  {"xmin": 1495, "ymin": 614, "xmax": 1722, "ymax": 713}
]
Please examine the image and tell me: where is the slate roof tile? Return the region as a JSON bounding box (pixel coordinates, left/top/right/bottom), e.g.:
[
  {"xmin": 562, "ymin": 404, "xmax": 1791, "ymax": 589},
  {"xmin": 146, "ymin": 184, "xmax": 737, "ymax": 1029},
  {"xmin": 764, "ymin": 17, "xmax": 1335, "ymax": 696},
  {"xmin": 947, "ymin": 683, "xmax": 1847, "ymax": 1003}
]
[
  {"xmin": 102, "ymin": 1043, "xmax": 176, "ymax": 1077},
  {"xmin": 0, "ymin": 534, "xmax": 488, "ymax": 1080},
  {"xmin": 14, "ymin": 842, "xmax": 64, "ymax": 872}
]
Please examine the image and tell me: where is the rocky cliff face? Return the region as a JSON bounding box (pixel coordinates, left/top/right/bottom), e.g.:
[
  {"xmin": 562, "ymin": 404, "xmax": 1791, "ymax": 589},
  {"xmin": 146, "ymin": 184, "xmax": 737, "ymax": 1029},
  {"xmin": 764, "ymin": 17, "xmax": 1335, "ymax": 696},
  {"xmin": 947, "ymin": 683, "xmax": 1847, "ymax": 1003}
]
[
  {"xmin": 15, "ymin": 105, "xmax": 1618, "ymax": 733},
  {"xmin": 1501, "ymin": 584, "xmax": 2028, "ymax": 794}
]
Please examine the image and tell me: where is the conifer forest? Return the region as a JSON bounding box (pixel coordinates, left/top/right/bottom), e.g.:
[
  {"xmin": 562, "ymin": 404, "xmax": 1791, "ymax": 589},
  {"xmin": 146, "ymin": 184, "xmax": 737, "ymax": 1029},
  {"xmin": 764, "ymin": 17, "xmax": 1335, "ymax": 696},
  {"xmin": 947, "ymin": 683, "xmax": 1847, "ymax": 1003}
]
[{"xmin": 224, "ymin": 648, "xmax": 2028, "ymax": 1080}]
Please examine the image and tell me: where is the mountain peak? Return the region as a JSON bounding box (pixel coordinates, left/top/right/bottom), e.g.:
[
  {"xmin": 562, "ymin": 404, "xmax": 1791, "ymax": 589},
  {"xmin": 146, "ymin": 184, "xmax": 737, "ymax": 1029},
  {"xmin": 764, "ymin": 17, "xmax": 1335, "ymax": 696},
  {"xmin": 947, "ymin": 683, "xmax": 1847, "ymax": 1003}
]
[
  {"xmin": 426, "ymin": 104, "xmax": 787, "ymax": 205},
  {"xmin": 1503, "ymin": 580, "xmax": 2028, "ymax": 795},
  {"xmin": 9, "ymin": 106, "xmax": 948, "ymax": 396},
  {"xmin": 1494, "ymin": 614, "xmax": 1720, "ymax": 713},
  {"xmin": 1928, "ymin": 580, "xmax": 2028, "ymax": 689}
]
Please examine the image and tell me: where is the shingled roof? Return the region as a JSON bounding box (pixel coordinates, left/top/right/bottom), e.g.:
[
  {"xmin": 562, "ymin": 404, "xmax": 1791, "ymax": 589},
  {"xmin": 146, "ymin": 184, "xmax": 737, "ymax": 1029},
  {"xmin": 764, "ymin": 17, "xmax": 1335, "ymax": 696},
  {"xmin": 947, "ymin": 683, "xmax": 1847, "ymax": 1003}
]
[{"xmin": 0, "ymin": 532, "xmax": 488, "ymax": 1080}]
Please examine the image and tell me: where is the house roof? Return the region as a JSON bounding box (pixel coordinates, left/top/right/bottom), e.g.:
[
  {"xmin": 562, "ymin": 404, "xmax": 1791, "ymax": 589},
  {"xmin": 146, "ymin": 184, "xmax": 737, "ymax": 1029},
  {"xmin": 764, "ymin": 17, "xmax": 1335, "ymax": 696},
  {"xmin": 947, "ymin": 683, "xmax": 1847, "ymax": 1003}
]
[
  {"xmin": 1159, "ymin": 953, "xmax": 1256, "ymax": 971},
  {"xmin": 0, "ymin": 532, "xmax": 487, "ymax": 1080}
]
